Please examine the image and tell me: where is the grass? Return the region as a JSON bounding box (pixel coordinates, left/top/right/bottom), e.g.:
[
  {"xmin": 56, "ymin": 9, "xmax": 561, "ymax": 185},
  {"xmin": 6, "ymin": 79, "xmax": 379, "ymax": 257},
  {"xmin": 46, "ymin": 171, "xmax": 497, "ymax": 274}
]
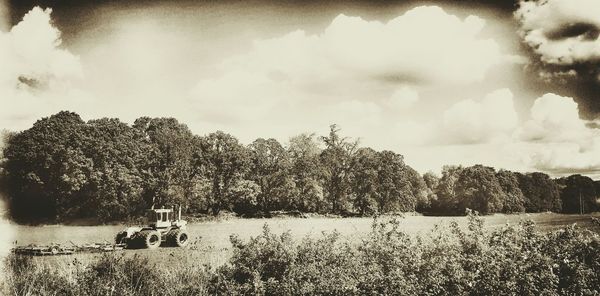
[{"xmin": 2, "ymin": 213, "xmax": 600, "ymax": 295}]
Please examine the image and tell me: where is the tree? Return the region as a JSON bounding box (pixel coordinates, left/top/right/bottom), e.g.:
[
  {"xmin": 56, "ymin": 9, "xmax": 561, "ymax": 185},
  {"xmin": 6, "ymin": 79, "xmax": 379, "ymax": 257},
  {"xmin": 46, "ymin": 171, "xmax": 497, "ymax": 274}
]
[
  {"xmin": 454, "ymin": 165, "xmax": 504, "ymax": 215},
  {"xmin": 83, "ymin": 118, "xmax": 147, "ymax": 221},
  {"xmin": 404, "ymin": 166, "xmax": 429, "ymax": 212},
  {"xmin": 432, "ymin": 165, "xmax": 463, "ymax": 215},
  {"xmin": 320, "ymin": 124, "xmax": 358, "ymax": 214},
  {"xmin": 350, "ymin": 148, "xmax": 379, "ymax": 215},
  {"xmin": 422, "ymin": 171, "xmax": 440, "ymax": 212},
  {"xmin": 3, "ymin": 111, "xmax": 90, "ymax": 222},
  {"xmin": 0, "ymin": 130, "xmax": 10, "ymax": 205},
  {"xmin": 199, "ymin": 131, "xmax": 251, "ymax": 214},
  {"xmin": 375, "ymin": 151, "xmax": 418, "ymax": 213},
  {"xmin": 133, "ymin": 117, "xmax": 202, "ymax": 210},
  {"xmin": 248, "ymin": 138, "xmax": 296, "ymax": 214},
  {"xmin": 557, "ymin": 174, "xmax": 597, "ymax": 214},
  {"xmin": 229, "ymin": 179, "xmax": 262, "ymax": 216},
  {"xmin": 517, "ymin": 172, "xmax": 562, "ymax": 213},
  {"xmin": 496, "ymin": 170, "xmax": 525, "ymax": 213},
  {"xmin": 287, "ymin": 133, "xmax": 324, "ymax": 213}
]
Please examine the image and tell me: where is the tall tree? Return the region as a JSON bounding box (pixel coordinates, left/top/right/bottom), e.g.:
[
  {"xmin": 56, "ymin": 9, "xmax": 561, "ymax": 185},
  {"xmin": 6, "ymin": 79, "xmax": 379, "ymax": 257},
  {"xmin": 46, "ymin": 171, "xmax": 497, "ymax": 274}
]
[
  {"xmin": 432, "ymin": 165, "xmax": 463, "ymax": 215},
  {"xmin": 350, "ymin": 147, "xmax": 379, "ymax": 215},
  {"xmin": 496, "ymin": 169, "xmax": 526, "ymax": 213},
  {"xmin": 557, "ymin": 174, "xmax": 597, "ymax": 214},
  {"xmin": 517, "ymin": 172, "xmax": 562, "ymax": 213},
  {"xmin": 3, "ymin": 111, "xmax": 90, "ymax": 222},
  {"xmin": 422, "ymin": 171, "xmax": 440, "ymax": 212},
  {"xmin": 200, "ymin": 131, "xmax": 251, "ymax": 214},
  {"xmin": 248, "ymin": 138, "xmax": 296, "ymax": 213},
  {"xmin": 320, "ymin": 124, "xmax": 358, "ymax": 214},
  {"xmin": 133, "ymin": 117, "xmax": 202, "ymax": 210},
  {"xmin": 454, "ymin": 165, "xmax": 504, "ymax": 214},
  {"xmin": 404, "ymin": 166, "xmax": 429, "ymax": 212},
  {"xmin": 287, "ymin": 133, "xmax": 324, "ymax": 213},
  {"xmin": 83, "ymin": 118, "xmax": 147, "ymax": 221},
  {"xmin": 376, "ymin": 151, "xmax": 417, "ymax": 213}
]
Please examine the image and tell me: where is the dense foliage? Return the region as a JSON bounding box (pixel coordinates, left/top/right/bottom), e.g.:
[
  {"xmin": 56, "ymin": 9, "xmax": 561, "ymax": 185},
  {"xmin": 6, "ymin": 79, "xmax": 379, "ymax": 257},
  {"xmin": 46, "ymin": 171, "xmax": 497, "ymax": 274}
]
[
  {"xmin": 4, "ymin": 213, "xmax": 600, "ymax": 295},
  {"xmin": 210, "ymin": 214, "xmax": 600, "ymax": 295},
  {"xmin": 0, "ymin": 111, "xmax": 598, "ymax": 223}
]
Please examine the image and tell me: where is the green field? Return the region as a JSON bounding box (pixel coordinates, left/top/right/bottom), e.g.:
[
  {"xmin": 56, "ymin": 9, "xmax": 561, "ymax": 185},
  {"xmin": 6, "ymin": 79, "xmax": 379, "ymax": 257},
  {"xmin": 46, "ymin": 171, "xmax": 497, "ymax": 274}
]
[
  {"xmin": 6, "ymin": 213, "xmax": 600, "ymax": 266},
  {"xmin": 4, "ymin": 213, "xmax": 600, "ymax": 295}
]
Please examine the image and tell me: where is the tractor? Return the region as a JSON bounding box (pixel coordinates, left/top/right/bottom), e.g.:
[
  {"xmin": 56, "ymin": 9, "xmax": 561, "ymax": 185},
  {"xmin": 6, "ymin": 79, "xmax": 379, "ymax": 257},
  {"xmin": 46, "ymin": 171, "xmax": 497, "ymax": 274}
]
[{"xmin": 115, "ymin": 206, "xmax": 189, "ymax": 249}]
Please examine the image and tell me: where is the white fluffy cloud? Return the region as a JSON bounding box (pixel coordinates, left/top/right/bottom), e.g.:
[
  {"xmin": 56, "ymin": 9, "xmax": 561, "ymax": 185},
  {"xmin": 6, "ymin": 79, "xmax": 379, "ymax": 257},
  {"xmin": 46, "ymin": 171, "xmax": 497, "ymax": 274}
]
[
  {"xmin": 322, "ymin": 7, "xmax": 503, "ymax": 85},
  {"xmin": 518, "ymin": 93, "xmax": 590, "ymax": 142},
  {"xmin": 192, "ymin": 7, "xmax": 504, "ymax": 125},
  {"xmin": 513, "ymin": 93, "xmax": 600, "ymax": 174},
  {"xmin": 516, "ymin": 0, "xmax": 600, "ymax": 65},
  {"xmin": 432, "ymin": 89, "xmax": 600, "ymax": 176},
  {"xmin": 387, "ymin": 86, "xmax": 420, "ymax": 109},
  {"xmin": 0, "ymin": 7, "xmax": 83, "ymax": 130},
  {"xmin": 441, "ymin": 88, "xmax": 518, "ymax": 143},
  {"xmin": 190, "ymin": 6, "xmax": 507, "ymax": 143}
]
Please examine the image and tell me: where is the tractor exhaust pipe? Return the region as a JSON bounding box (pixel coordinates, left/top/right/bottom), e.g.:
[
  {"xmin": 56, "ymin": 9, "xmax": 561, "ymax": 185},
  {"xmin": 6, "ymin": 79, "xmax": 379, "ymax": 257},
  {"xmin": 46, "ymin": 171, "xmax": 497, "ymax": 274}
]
[{"xmin": 178, "ymin": 205, "xmax": 182, "ymax": 221}]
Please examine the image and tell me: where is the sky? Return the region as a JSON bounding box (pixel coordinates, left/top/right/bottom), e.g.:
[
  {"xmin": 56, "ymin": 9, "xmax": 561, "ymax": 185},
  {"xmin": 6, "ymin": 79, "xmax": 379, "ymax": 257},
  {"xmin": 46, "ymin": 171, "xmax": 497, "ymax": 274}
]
[{"xmin": 1, "ymin": 0, "xmax": 600, "ymax": 178}]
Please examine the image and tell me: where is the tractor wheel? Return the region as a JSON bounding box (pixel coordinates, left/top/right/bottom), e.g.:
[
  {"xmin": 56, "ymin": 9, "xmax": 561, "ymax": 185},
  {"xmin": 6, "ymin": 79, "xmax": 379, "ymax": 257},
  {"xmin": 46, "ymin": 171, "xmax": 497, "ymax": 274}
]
[
  {"xmin": 168, "ymin": 229, "xmax": 189, "ymax": 247},
  {"xmin": 115, "ymin": 231, "xmax": 127, "ymax": 245},
  {"xmin": 137, "ymin": 230, "xmax": 161, "ymax": 249}
]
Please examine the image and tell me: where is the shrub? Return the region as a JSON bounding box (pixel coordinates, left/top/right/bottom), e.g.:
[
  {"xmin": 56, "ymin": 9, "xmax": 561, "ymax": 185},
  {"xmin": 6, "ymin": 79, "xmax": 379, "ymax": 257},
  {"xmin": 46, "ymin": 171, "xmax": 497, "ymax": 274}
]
[{"xmin": 209, "ymin": 211, "xmax": 600, "ymax": 295}]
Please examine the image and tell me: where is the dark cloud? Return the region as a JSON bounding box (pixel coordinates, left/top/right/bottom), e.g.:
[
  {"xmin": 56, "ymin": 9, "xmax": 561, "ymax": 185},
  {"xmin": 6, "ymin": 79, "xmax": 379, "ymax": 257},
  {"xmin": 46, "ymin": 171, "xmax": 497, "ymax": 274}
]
[
  {"xmin": 8, "ymin": 0, "xmax": 518, "ymax": 27},
  {"xmin": 545, "ymin": 22, "xmax": 600, "ymax": 41},
  {"xmin": 515, "ymin": 0, "xmax": 600, "ymax": 118},
  {"xmin": 17, "ymin": 76, "xmax": 44, "ymax": 89}
]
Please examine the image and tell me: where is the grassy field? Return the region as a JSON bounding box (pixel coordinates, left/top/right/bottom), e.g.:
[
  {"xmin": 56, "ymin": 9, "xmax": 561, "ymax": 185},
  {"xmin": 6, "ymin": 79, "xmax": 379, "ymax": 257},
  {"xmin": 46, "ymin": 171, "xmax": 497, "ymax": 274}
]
[
  {"xmin": 3, "ymin": 213, "xmax": 600, "ymax": 295},
  {"xmin": 5, "ymin": 212, "xmax": 600, "ymax": 267}
]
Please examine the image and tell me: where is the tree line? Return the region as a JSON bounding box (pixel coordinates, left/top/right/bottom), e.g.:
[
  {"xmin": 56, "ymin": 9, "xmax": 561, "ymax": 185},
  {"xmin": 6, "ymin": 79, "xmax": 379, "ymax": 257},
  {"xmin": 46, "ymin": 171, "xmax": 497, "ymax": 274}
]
[{"xmin": 0, "ymin": 111, "xmax": 598, "ymax": 223}]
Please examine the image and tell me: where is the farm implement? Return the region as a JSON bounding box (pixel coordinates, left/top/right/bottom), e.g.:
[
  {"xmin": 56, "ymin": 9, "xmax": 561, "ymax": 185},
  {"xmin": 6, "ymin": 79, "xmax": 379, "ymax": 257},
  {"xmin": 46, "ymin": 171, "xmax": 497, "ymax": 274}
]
[
  {"xmin": 12, "ymin": 242, "xmax": 125, "ymax": 256},
  {"xmin": 12, "ymin": 206, "xmax": 190, "ymax": 256}
]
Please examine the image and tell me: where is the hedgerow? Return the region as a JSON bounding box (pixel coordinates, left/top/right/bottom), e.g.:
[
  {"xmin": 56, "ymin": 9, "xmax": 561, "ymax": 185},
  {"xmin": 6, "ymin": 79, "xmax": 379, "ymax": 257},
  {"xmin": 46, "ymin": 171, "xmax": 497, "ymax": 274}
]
[
  {"xmin": 210, "ymin": 211, "xmax": 600, "ymax": 295},
  {"xmin": 3, "ymin": 212, "xmax": 600, "ymax": 295}
]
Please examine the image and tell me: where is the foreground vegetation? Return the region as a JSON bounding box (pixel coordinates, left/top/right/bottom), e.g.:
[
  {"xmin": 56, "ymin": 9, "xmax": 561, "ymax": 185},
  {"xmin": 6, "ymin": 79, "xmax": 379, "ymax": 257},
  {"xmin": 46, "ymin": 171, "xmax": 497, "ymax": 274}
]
[
  {"xmin": 4, "ymin": 212, "xmax": 600, "ymax": 295},
  {"xmin": 1, "ymin": 112, "xmax": 599, "ymax": 224}
]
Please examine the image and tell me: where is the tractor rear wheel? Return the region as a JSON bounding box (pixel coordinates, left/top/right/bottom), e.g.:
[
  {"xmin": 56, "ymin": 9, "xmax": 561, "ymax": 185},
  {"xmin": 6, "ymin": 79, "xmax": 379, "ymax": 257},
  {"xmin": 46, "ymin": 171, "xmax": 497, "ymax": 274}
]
[
  {"xmin": 167, "ymin": 229, "xmax": 189, "ymax": 247},
  {"xmin": 137, "ymin": 230, "xmax": 161, "ymax": 249},
  {"xmin": 115, "ymin": 231, "xmax": 127, "ymax": 245}
]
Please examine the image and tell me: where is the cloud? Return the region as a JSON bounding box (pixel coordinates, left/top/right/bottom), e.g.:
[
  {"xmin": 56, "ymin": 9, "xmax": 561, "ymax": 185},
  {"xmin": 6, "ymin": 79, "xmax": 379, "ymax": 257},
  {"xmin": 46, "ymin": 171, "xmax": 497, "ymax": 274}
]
[
  {"xmin": 387, "ymin": 86, "xmax": 419, "ymax": 109},
  {"xmin": 191, "ymin": 6, "xmax": 505, "ymax": 112},
  {"xmin": 190, "ymin": 5, "xmax": 508, "ymax": 143},
  {"xmin": 0, "ymin": 7, "xmax": 83, "ymax": 130},
  {"xmin": 322, "ymin": 7, "xmax": 504, "ymax": 85},
  {"xmin": 1, "ymin": 7, "xmax": 81, "ymax": 88},
  {"xmin": 522, "ymin": 140, "xmax": 600, "ymax": 176},
  {"xmin": 431, "ymin": 89, "xmax": 600, "ymax": 176},
  {"xmin": 512, "ymin": 93, "xmax": 600, "ymax": 174},
  {"xmin": 516, "ymin": 0, "xmax": 600, "ymax": 65},
  {"xmin": 441, "ymin": 88, "xmax": 518, "ymax": 144},
  {"xmin": 517, "ymin": 93, "xmax": 590, "ymax": 142}
]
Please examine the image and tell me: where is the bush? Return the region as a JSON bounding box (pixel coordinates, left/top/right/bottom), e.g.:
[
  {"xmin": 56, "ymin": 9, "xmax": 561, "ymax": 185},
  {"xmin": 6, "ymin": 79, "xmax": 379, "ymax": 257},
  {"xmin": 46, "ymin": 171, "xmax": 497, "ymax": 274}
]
[
  {"xmin": 209, "ymin": 211, "xmax": 600, "ymax": 295},
  {"xmin": 209, "ymin": 224, "xmax": 297, "ymax": 295}
]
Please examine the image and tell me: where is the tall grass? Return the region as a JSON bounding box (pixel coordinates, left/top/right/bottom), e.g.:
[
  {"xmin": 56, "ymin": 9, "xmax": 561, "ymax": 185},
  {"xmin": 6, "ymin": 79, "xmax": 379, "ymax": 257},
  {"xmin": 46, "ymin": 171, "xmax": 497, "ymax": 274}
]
[
  {"xmin": 2, "ymin": 251, "xmax": 211, "ymax": 296},
  {"xmin": 3, "ymin": 212, "xmax": 600, "ymax": 295}
]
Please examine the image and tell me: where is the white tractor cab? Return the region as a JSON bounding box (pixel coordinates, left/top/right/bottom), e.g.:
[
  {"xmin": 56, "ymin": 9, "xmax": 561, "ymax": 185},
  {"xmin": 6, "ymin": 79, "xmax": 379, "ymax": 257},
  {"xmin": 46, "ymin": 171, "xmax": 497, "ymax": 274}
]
[
  {"xmin": 149, "ymin": 208, "xmax": 187, "ymax": 229},
  {"xmin": 115, "ymin": 206, "xmax": 189, "ymax": 249}
]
